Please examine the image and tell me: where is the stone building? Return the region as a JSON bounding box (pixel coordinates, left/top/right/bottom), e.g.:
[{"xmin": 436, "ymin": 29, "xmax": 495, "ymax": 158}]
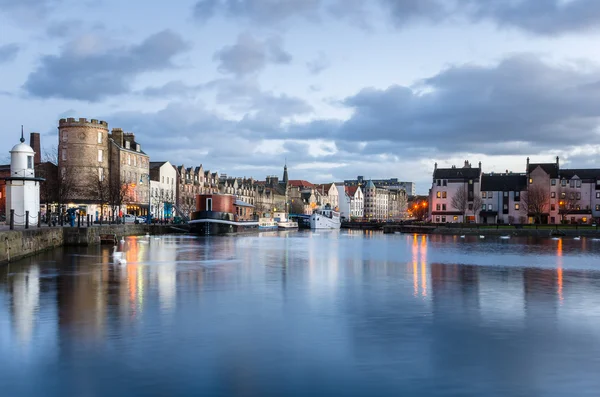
[
  {"xmin": 57, "ymin": 118, "xmax": 110, "ymax": 216},
  {"xmin": 108, "ymin": 128, "xmax": 150, "ymax": 217},
  {"xmin": 364, "ymin": 180, "xmax": 390, "ymax": 220},
  {"xmin": 314, "ymin": 183, "xmax": 339, "ymax": 210}
]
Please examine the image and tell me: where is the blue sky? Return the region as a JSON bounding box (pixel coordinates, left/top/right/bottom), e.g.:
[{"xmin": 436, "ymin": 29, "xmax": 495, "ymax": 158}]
[{"xmin": 2, "ymin": 0, "xmax": 600, "ymax": 193}]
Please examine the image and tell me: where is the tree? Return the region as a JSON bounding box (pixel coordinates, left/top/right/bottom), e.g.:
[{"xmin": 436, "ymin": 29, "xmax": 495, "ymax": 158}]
[
  {"xmin": 558, "ymin": 186, "xmax": 578, "ymax": 223},
  {"xmin": 471, "ymin": 194, "xmax": 483, "ymax": 223},
  {"xmin": 522, "ymin": 185, "xmax": 549, "ymax": 224},
  {"xmin": 451, "ymin": 187, "xmax": 468, "ymax": 222},
  {"xmin": 43, "ymin": 146, "xmax": 77, "ymax": 215},
  {"xmin": 86, "ymin": 169, "xmax": 110, "ymax": 221}
]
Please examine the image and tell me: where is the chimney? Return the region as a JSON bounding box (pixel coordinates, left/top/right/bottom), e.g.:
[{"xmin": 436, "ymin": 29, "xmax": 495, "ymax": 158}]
[
  {"xmin": 29, "ymin": 132, "xmax": 41, "ymax": 165},
  {"xmin": 556, "ymin": 156, "xmax": 559, "ymax": 167},
  {"xmin": 478, "ymin": 161, "xmax": 481, "ymax": 169}
]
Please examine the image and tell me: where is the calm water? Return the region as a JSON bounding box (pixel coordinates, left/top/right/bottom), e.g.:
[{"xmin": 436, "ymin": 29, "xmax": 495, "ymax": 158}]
[{"xmin": 2, "ymin": 231, "xmax": 600, "ymax": 396}]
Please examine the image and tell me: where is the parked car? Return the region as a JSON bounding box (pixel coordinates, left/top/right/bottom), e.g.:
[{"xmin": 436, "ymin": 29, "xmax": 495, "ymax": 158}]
[{"xmin": 124, "ymin": 214, "xmax": 145, "ymax": 223}]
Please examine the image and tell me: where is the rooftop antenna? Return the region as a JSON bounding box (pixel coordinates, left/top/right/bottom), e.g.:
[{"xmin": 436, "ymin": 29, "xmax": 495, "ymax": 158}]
[{"xmin": 20, "ymin": 125, "xmax": 25, "ymax": 143}]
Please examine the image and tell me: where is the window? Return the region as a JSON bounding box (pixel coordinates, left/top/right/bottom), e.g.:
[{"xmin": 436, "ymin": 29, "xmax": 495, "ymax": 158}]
[
  {"xmin": 551, "ymin": 192, "xmax": 556, "ymax": 198},
  {"xmin": 442, "ymin": 191, "xmax": 447, "ymax": 198},
  {"xmin": 551, "ymin": 179, "xmax": 556, "ymax": 186},
  {"xmin": 453, "ymin": 216, "xmax": 458, "ymax": 221},
  {"xmin": 468, "ymin": 203, "xmax": 473, "ymax": 210},
  {"xmin": 561, "ymin": 192, "xmax": 566, "ymax": 199},
  {"xmin": 162, "ymin": 176, "xmax": 164, "ymax": 183},
  {"xmin": 551, "ymin": 204, "xmax": 556, "ymax": 211},
  {"xmin": 561, "ymin": 179, "xmax": 567, "ymax": 187},
  {"xmin": 127, "ymin": 154, "xmax": 131, "ymax": 165},
  {"xmin": 435, "ymin": 216, "xmax": 440, "ymax": 223},
  {"xmin": 436, "ymin": 191, "xmax": 441, "ymax": 198},
  {"xmin": 98, "ymin": 149, "xmax": 103, "ymax": 162},
  {"xmin": 436, "ymin": 180, "xmax": 440, "ymax": 186},
  {"xmin": 206, "ymin": 198, "xmax": 212, "ymax": 211},
  {"xmin": 570, "ymin": 180, "xmax": 575, "ymax": 188},
  {"xmin": 443, "ymin": 180, "xmax": 447, "ymax": 186},
  {"xmin": 98, "ymin": 167, "xmax": 104, "ymax": 181},
  {"xmin": 125, "ymin": 141, "xmax": 130, "ymax": 149},
  {"xmin": 576, "ymin": 205, "xmax": 581, "ymax": 211},
  {"xmin": 482, "ymin": 192, "xmax": 487, "ymax": 199},
  {"xmin": 570, "ymin": 192, "xmax": 575, "ymax": 200},
  {"xmin": 597, "ymin": 192, "xmax": 600, "ymax": 199},
  {"xmin": 436, "ymin": 204, "xmax": 440, "ymax": 210},
  {"xmin": 441, "ymin": 216, "xmax": 446, "ymax": 222},
  {"xmin": 597, "ymin": 180, "xmax": 600, "ymax": 187},
  {"xmin": 442, "ymin": 204, "xmax": 446, "ymax": 210},
  {"xmin": 62, "ymin": 132, "xmax": 67, "ymax": 142},
  {"xmin": 529, "ymin": 178, "xmax": 533, "ymax": 184},
  {"xmin": 97, "ymin": 131, "xmax": 102, "ymax": 143},
  {"xmin": 503, "ymin": 204, "xmax": 508, "ymax": 210},
  {"xmin": 503, "ymin": 191, "xmax": 508, "ymax": 197},
  {"xmin": 515, "ymin": 204, "xmax": 520, "ymax": 210},
  {"xmin": 469, "ymin": 179, "xmax": 473, "ymax": 185},
  {"xmin": 515, "ymin": 191, "xmax": 520, "ymax": 198},
  {"xmin": 576, "ymin": 192, "xmax": 581, "ymax": 200},
  {"xmin": 576, "ymin": 180, "xmax": 582, "ymax": 188},
  {"xmin": 62, "ymin": 149, "xmax": 67, "ymax": 161},
  {"xmin": 482, "ymin": 204, "xmax": 486, "ymax": 211},
  {"xmin": 596, "ymin": 205, "xmax": 600, "ymax": 211},
  {"xmin": 488, "ymin": 192, "xmax": 493, "ymax": 199},
  {"xmin": 27, "ymin": 156, "xmax": 33, "ymax": 169},
  {"xmin": 134, "ymin": 156, "xmax": 137, "ymax": 167}
]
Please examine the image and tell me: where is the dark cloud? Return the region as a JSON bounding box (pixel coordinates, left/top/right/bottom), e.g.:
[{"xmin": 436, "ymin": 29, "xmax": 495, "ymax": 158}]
[
  {"xmin": 0, "ymin": 43, "xmax": 20, "ymax": 63},
  {"xmin": 306, "ymin": 52, "xmax": 330, "ymax": 75},
  {"xmin": 287, "ymin": 54, "xmax": 600, "ymax": 157},
  {"xmin": 23, "ymin": 30, "xmax": 189, "ymax": 101},
  {"xmin": 193, "ymin": 0, "xmax": 320, "ymax": 24},
  {"xmin": 214, "ymin": 33, "xmax": 291, "ymax": 76}
]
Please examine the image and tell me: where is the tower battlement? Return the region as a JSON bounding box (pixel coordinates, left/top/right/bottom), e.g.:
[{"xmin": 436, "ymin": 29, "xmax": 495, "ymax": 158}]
[{"xmin": 59, "ymin": 117, "xmax": 108, "ymax": 128}]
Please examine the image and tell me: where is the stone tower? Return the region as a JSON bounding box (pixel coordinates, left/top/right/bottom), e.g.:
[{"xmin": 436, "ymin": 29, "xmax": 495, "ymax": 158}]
[
  {"xmin": 57, "ymin": 118, "xmax": 110, "ymax": 203},
  {"xmin": 282, "ymin": 162, "xmax": 288, "ymax": 185},
  {"xmin": 5, "ymin": 129, "xmax": 43, "ymax": 226}
]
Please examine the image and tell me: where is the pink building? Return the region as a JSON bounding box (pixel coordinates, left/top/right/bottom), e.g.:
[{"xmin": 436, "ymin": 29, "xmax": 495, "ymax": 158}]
[{"xmin": 430, "ymin": 160, "xmax": 482, "ymax": 223}]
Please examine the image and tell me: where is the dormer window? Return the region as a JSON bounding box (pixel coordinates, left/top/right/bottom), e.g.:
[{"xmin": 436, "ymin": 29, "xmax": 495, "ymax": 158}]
[
  {"xmin": 27, "ymin": 156, "xmax": 33, "ymax": 169},
  {"xmin": 125, "ymin": 141, "xmax": 130, "ymax": 149},
  {"xmin": 136, "ymin": 144, "xmax": 140, "ymax": 152}
]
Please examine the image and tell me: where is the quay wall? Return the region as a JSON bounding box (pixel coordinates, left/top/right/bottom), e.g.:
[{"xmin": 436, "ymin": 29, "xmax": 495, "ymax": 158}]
[{"xmin": 1, "ymin": 224, "xmax": 185, "ymax": 263}]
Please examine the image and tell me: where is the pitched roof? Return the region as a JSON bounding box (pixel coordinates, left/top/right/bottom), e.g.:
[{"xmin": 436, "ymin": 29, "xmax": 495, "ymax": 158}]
[
  {"xmin": 481, "ymin": 173, "xmax": 527, "ymax": 192},
  {"xmin": 314, "ymin": 183, "xmax": 334, "ymax": 194},
  {"xmin": 365, "ymin": 180, "xmax": 375, "ymax": 189},
  {"xmin": 345, "ymin": 186, "xmax": 359, "ymax": 196},
  {"xmin": 559, "ymin": 168, "xmax": 600, "ymax": 181},
  {"xmin": 528, "ymin": 163, "xmax": 559, "ymax": 178},
  {"xmin": 433, "ymin": 167, "xmax": 481, "ymax": 180},
  {"xmin": 149, "ymin": 161, "xmax": 167, "ymax": 170},
  {"xmin": 288, "ymin": 180, "xmax": 314, "ymax": 188}
]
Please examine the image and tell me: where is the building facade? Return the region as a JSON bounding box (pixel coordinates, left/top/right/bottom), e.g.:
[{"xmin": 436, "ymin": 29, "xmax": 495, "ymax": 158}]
[
  {"xmin": 150, "ymin": 161, "xmax": 176, "ymax": 220},
  {"xmin": 344, "ymin": 176, "xmax": 415, "ymax": 197},
  {"xmin": 364, "ymin": 180, "xmax": 390, "ymax": 220}
]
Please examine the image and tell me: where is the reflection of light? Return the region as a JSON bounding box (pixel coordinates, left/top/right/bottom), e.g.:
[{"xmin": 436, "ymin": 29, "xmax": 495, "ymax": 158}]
[
  {"xmin": 412, "ymin": 234, "xmax": 418, "ymax": 296},
  {"xmin": 12, "ymin": 265, "xmax": 40, "ymax": 346},
  {"xmin": 557, "ymin": 238, "xmax": 563, "ymax": 302},
  {"xmin": 420, "ymin": 235, "xmax": 427, "ymax": 297}
]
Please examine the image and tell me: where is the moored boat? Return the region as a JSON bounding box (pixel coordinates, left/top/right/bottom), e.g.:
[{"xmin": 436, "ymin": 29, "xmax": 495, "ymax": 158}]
[
  {"xmin": 258, "ymin": 217, "xmax": 278, "ymax": 230},
  {"xmin": 310, "ymin": 205, "xmax": 341, "ymax": 230},
  {"xmin": 189, "ymin": 194, "xmax": 258, "ymax": 235},
  {"xmin": 273, "ymin": 212, "xmax": 298, "ymax": 230}
]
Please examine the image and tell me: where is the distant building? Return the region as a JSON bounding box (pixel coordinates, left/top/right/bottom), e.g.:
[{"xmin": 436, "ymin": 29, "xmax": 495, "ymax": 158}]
[
  {"xmin": 364, "ymin": 180, "xmax": 389, "ymax": 220},
  {"xmin": 345, "ymin": 176, "xmax": 415, "ymax": 197},
  {"xmin": 149, "ymin": 161, "xmax": 176, "ymax": 220},
  {"xmin": 430, "ymin": 160, "xmax": 482, "ymax": 223}
]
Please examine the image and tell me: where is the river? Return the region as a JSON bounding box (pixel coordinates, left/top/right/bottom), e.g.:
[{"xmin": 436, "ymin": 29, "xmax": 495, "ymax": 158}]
[{"xmin": 1, "ymin": 231, "xmax": 600, "ymax": 396}]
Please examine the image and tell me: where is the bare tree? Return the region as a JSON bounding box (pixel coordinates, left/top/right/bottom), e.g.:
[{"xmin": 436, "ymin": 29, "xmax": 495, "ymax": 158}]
[
  {"xmin": 522, "ymin": 185, "xmax": 549, "ymax": 224},
  {"xmin": 558, "ymin": 186, "xmax": 579, "ymax": 223},
  {"xmin": 43, "ymin": 146, "xmax": 77, "ymax": 215},
  {"xmin": 451, "ymin": 188, "xmax": 468, "ymax": 222},
  {"xmin": 471, "ymin": 194, "xmax": 483, "ymax": 223}
]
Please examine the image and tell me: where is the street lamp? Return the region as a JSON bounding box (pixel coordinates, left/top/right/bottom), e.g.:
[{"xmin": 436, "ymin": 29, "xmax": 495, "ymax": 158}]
[{"xmin": 140, "ymin": 174, "xmax": 151, "ymax": 225}]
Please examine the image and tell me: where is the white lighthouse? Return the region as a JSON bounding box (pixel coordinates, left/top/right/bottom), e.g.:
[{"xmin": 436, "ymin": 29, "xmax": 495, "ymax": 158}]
[{"xmin": 5, "ymin": 129, "xmax": 42, "ymax": 226}]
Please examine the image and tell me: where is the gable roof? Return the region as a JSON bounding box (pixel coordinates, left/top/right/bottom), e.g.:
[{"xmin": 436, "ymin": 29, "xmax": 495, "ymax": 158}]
[
  {"xmin": 528, "ymin": 163, "xmax": 558, "ymax": 178},
  {"xmin": 150, "ymin": 161, "xmax": 167, "ymax": 170},
  {"xmin": 481, "ymin": 173, "xmax": 527, "ymax": 192},
  {"xmin": 365, "ymin": 180, "xmax": 375, "ymax": 189},
  {"xmin": 345, "ymin": 186, "xmax": 359, "ymax": 196},
  {"xmin": 559, "ymin": 168, "xmax": 600, "ymax": 181},
  {"xmin": 288, "ymin": 180, "xmax": 314, "ymax": 188}
]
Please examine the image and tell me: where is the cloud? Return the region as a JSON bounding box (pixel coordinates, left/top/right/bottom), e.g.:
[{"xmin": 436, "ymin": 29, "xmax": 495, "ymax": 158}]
[
  {"xmin": 0, "ymin": 43, "xmax": 20, "ymax": 63},
  {"xmin": 193, "ymin": 0, "xmax": 320, "ymax": 24},
  {"xmin": 306, "ymin": 52, "xmax": 330, "ymax": 75},
  {"xmin": 23, "ymin": 30, "xmax": 189, "ymax": 101},
  {"xmin": 213, "ymin": 33, "xmax": 291, "ymax": 76},
  {"xmin": 287, "ymin": 54, "xmax": 600, "ymax": 158}
]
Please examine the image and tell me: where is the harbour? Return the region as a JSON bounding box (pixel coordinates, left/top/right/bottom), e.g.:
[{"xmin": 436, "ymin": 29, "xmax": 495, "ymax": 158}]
[{"xmin": 2, "ymin": 231, "xmax": 600, "ymax": 396}]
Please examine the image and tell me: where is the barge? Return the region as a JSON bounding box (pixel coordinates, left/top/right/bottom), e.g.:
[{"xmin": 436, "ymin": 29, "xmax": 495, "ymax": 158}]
[{"xmin": 189, "ymin": 193, "xmax": 259, "ymax": 235}]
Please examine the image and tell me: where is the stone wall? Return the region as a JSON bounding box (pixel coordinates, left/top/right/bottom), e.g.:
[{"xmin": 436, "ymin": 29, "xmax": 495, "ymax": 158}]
[{"xmin": 1, "ymin": 224, "xmax": 186, "ymax": 263}]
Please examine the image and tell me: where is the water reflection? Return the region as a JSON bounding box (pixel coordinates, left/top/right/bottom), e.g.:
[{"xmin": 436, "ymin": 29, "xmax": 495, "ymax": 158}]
[{"xmin": 1, "ymin": 233, "xmax": 600, "ymax": 396}]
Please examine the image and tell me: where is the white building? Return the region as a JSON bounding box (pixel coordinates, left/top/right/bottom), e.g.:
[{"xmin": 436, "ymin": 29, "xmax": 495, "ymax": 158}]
[
  {"xmin": 336, "ymin": 184, "xmax": 351, "ymax": 220},
  {"xmin": 315, "ymin": 183, "xmax": 339, "ymax": 210},
  {"xmin": 364, "ymin": 180, "xmax": 389, "ymax": 220},
  {"xmin": 430, "ymin": 160, "xmax": 482, "ymax": 223},
  {"xmin": 149, "ymin": 161, "xmax": 176, "ymax": 220},
  {"xmin": 5, "ymin": 133, "xmax": 42, "ymax": 226},
  {"xmin": 347, "ymin": 186, "xmax": 364, "ymax": 219}
]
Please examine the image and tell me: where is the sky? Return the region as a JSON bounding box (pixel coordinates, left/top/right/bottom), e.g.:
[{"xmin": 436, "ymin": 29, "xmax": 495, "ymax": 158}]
[{"xmin": 2, "ymin": 0, "xmax": 600, "ymax": 194}]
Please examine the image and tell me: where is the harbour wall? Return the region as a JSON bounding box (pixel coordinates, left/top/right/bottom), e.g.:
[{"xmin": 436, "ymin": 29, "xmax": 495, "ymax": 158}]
[{"xmin": 1, "ymin": 225, "xmax": 185, "ymax": 264}]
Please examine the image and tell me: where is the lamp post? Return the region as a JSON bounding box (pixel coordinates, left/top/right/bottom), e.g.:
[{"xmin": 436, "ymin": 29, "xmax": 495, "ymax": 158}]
[{"xmin": 140, "ymin": 174, "xmax": 151, "ymax": 225}]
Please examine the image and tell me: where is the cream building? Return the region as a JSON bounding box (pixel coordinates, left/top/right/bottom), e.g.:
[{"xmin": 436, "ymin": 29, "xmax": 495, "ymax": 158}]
[{"xmin": 150, "ymin": 161, "xmax": 176, "ymax": 220}]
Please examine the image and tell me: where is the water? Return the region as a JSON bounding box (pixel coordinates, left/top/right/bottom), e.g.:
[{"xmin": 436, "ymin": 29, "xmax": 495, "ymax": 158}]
[{"xmin": 2, "ymin": 231, "xmax": 600, "ymax": 396}]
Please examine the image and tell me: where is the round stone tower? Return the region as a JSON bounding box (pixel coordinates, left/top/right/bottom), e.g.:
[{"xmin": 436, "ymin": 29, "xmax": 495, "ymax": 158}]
[{"xmin": 57, "ymin": 118, "xmax": 110, "ymax": 204}]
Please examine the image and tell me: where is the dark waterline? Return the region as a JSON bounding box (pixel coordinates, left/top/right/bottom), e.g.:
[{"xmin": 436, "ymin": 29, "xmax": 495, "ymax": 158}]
[{"xmin": 2, "ymin": 231, "xmax": 600, "ymax": 396}]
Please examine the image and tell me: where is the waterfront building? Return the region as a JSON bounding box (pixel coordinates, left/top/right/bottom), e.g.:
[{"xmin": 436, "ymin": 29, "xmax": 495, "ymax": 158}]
[
  {"xmin": 430, "ymin": 160, "xmax": 483, "ymax": 223},
  {"xmin": 480, "ymin": 172, "xmax": 527, "ymax": 224},
  {"xmin": 149, "ymin": 161, "xmax": 176, "ymax": 220},
  {"xmin": 336, "ymin": 185, "xmax": 364, "ymax": 220},
  {"xmin": 387, "ymin": 187, "xmax": 408, "ymax": 221},
  {"xmin": 108, "ymin": 128, "xmax": 150, "ymax": 218},
  {"xmin": 344, "ymin": 176, "xmax": 415, "ymax": 197},
  {"xmin": 314, "ymin": 183, "xmax": 339, "ymax": 209},
  {"xmin": 364, "ymin": 180, "xmax": 390, "ymax": 220},
  {"xmin": 220, "ymin": 177, "xmax": 255, "ymax": 206}
]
